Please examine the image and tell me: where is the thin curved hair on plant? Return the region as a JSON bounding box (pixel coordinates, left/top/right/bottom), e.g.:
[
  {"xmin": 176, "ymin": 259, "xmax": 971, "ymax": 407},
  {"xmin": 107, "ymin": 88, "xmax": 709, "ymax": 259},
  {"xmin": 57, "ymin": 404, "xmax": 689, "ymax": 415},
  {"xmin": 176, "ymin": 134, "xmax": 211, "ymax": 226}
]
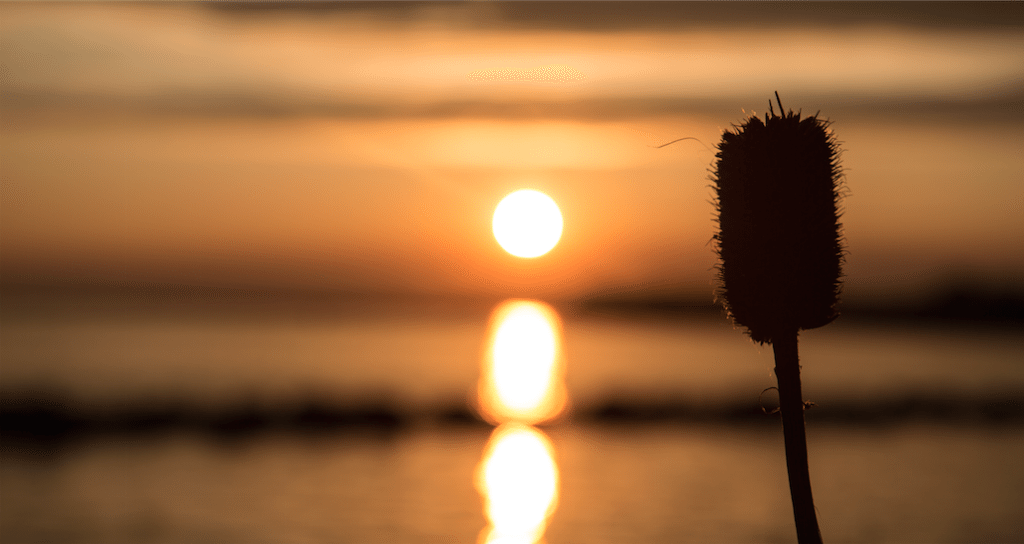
[{"xmin": 651, "ymin": 136, "xmax": 715, "ymax": 153}]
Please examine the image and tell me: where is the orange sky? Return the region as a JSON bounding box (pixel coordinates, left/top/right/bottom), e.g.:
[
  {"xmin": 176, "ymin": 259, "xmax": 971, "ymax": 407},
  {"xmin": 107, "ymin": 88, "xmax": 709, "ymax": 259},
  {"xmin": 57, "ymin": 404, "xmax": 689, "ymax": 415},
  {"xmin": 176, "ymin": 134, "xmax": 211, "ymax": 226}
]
[{"xmin": 2, "ymin": 3, "xmax": 1023, "ymax": 304}]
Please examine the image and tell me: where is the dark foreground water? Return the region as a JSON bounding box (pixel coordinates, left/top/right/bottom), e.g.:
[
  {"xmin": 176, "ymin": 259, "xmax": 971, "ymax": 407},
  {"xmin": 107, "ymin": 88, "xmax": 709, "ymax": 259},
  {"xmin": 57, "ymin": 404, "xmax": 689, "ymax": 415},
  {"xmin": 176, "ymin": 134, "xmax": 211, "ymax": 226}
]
[
  {"xmin": 3, "ymin": 423, "xmax": 1023, "ymax": 543},
  {"xmin": 2, "ymin": 293, "xmax": 1023, "ymax": 543}
]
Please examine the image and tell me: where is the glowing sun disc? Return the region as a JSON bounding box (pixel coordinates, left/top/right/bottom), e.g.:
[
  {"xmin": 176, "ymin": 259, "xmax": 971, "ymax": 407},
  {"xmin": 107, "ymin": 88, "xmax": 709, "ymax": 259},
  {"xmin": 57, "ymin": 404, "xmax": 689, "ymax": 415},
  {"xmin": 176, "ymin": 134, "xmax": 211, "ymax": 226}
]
[{"xmin": 493, "ymin": 190, "xmax": 563, "ymax": 258}]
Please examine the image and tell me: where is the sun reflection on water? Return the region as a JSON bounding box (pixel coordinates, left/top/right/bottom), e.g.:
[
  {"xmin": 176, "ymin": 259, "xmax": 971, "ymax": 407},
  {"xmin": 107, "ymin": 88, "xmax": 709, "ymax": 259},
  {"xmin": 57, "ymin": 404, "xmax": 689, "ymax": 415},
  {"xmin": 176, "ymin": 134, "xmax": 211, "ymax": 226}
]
[
  {"xmin": 476, "ymin": 424, "xmax": 560, "ymax": 544},
  {"xmin": 476, "ymin": 299, "xmax": 567, "ymax": 544},
  {"xmin": 478, "ymin": 299, "xmax": 567, "ymax": 425}
]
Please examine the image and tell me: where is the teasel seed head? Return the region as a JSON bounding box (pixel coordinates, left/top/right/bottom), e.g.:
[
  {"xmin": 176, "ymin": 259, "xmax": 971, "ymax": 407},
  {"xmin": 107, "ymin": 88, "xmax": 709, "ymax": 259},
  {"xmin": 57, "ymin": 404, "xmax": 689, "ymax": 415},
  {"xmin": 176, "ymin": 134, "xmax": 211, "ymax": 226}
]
[{"xmin": 712, "ymin": 94, "xmax": 846, "ymax": 344}]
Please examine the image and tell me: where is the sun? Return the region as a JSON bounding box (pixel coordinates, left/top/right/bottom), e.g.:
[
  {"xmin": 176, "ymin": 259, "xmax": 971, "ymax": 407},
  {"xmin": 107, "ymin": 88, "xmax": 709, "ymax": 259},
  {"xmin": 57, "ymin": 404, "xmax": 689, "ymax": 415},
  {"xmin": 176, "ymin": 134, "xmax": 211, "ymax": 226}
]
[{"xmin": 492, "ymin": 190, "xmax": 563, "ymax": 258}]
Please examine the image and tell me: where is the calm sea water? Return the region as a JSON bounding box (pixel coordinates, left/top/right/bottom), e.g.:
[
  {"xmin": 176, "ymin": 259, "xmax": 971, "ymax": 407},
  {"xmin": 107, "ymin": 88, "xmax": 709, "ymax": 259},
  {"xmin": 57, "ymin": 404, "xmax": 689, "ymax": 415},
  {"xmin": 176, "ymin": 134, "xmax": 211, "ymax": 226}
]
[
  {"xmin": 2, "ymin": 424, "xmax": 1022, "ymax": 543},
  {"xmin": 2, "ymin": 295, "xmax": 1023, "ymax": 543},
  {"xmin": 3, "ymin": 294, "xmax": 1022, "ymax": 407}
]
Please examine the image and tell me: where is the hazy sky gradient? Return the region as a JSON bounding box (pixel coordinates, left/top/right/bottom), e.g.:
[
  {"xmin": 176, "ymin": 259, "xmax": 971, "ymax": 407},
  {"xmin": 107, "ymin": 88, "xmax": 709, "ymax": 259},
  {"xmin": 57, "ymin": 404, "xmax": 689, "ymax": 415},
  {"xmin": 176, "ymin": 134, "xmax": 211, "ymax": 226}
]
[{"xmin": 2, "ymin": 2, "xmax": 1023, "ymax": 304}]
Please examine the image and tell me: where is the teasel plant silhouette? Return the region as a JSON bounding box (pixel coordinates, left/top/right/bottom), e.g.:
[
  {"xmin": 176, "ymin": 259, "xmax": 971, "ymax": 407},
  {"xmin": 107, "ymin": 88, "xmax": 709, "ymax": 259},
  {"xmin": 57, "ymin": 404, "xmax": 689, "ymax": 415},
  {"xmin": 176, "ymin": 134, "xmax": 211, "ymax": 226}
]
[{"xmin": 712, "ymin": 92, "xmax": 845, "ymax": 544}]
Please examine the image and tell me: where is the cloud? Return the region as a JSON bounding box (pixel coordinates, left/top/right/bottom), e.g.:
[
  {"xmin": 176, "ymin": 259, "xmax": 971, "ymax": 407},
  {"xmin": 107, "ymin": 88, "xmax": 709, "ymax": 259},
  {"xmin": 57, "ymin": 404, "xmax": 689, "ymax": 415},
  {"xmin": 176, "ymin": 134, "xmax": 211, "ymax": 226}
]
[{"xmin": 468, "ymin": 65, "xmax": 586, "ymax": 84}]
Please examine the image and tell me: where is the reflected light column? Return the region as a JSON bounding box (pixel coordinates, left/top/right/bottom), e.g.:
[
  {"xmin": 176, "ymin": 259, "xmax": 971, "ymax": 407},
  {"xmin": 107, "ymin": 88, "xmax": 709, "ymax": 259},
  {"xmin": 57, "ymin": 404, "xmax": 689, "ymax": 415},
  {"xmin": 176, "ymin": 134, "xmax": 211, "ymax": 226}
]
[
  {"xmin": 475, "ymin": 299, "xmax": 567, "ymax": 544},
  {"xmin": 476, "ymin": 424, "xmax": 559, "ymax": 544}
]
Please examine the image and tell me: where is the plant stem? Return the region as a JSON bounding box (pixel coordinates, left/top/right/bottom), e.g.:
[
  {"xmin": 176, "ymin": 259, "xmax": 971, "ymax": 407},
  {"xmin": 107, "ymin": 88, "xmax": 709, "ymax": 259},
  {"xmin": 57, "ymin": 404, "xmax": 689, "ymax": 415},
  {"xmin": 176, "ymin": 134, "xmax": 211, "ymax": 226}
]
[{"xmin": 773, "ymin": 330, "xmax": 823, "ymax": 544}]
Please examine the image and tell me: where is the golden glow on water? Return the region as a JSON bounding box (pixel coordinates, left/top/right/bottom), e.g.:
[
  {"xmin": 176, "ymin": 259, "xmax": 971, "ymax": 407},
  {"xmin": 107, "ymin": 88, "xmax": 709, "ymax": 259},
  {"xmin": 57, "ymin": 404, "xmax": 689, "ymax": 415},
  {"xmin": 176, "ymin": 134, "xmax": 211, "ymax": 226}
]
[
  {"xmin": 476, "ymin": 424, "xmax": 560, "ymax": 544},
  {"xmin": 476, "ymin": 300, "xmax": 566, "ymax": 542},
  {"xmin": 478, "ymin": 300, "xmax": 567, "ymax": 425}
]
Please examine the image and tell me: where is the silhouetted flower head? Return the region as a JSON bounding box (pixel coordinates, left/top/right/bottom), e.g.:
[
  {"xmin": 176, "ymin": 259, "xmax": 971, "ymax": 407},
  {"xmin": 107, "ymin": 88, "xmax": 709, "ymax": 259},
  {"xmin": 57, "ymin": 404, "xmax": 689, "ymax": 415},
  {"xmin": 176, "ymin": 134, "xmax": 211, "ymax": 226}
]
[{"xmin": 712, "ymin": 98, "xmax": 846, "ymax": 344}]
